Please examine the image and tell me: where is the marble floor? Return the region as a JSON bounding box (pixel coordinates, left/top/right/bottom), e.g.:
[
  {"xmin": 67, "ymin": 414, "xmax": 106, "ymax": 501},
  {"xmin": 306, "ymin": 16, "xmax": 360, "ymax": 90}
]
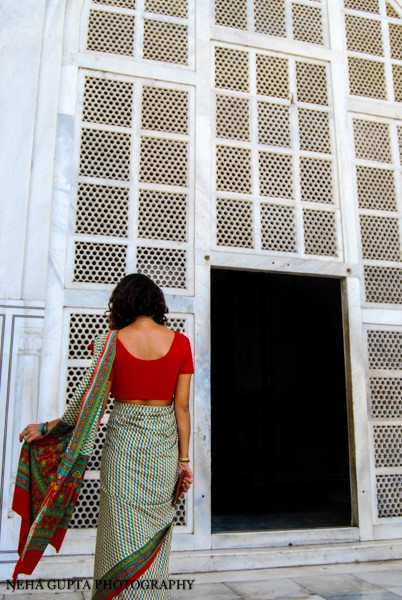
[
  {"xmin": 211, "ymin": 509, "xmax": 351, "ymax": 532},
  {"xmin": 3, "ymin": 560, "xmax": 402, "ymax": 599}
]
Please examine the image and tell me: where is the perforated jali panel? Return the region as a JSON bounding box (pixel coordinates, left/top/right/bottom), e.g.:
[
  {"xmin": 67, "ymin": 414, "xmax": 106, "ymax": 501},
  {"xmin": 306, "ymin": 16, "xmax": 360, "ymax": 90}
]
[
  {"xmin": 352, "ymin": 116, "xmax": 402, "ymax": 306},
  {"xmin": 261, "ymin": 204, "xmax": 297, "ymax": 252},
  {"xmin": 216, "ymin": 199, "xmax": 254, "ymax": 248},
  {"xmin": 68, "ymin": 313, "xmax": 109, "ymax": 359},
  {"xmin": 142, "ymin": 87, "xmax": 189, "ymax": 134},
  {"xmin": 138, "ymin": 191, "xmax": 187, "ymax": 242},
  {"xmin": 214, "ymin": 0, "xmax": 327, "ymax": 47},
  {"xmin": 300, "ymin": 158, "xmax": 333, "ymax": 204},
  {"xmin": 79, "ymin": 129, "xmax": 131, "ymax": 181},
  {"xmin": 136, "ymin": 247, "xmax": 187, "ymax": 288},
  {"xmin": 66, "ymin": 312, "xmax": 190, "ymax": 528},
  {"xmin": 387, "ymin": 2, "xmax": 401, "ymax": 18},
  {"xmin": 254, "ymin": 0, "xmax": 286, "ymax": 37},
  {"xmin": 72, "ymin": 73, "xmax": 192, "ymax": 292},
  {"xmin": 360, "ymin": 215, "xmax": 401, "ymax": 261},
  {"xmin": 258, "ymin": 102, "xmax": 290, "ymax": 147},
  {"xmin": 353, "ymin": 118, "xmax": 392, "ymax": 162},
  {"xmin": 303, "ymin": 209, "xmax": 338, "ymax": 256},
  {"xmin": 76, "ymin": 184, "xmax": 129, "ymax": 237},
  {"xmin": 356, "ymin": 166, "xmax": 397, "ymax": 211},
  {"xmin": 298, "ymin": 108, "xmax": 331, "ymax": 153},
  {"xmin": 344, "ymin": 0, "xmax": 402, "ymax": 102},
  {"xmin": 143, "ymin": 20, "xmax": 188, "ymax": 65},
  {"xmin": 345, "ymin": 0, "xmax": 379, "ymax": 12},
  {"xmin": 73, "ymin": 242, "xmax": 127, "ymax": 284},
  {"xmin": 70, "ymin": 479, "xmax": 100, "ymax": 528},
  {"xmin": 377, "ymin": 475, "xmax": 402, "ymax": 517},
  {"xmin": 370, "ymin": 377, "xmax": 402, "ymax": 418},
  {"xmin": 296, "ymin": 61, "xmax": 329, "ymax": 105},
  {"xmin": 214, "ymin": 45, "xmax": 339, "ymax": 258},
  {"xmin": 367, "ymin": 328, "xmax": 402, "ymax": 517},
  {"xmin": 292, "ymin": 3, "xmax": 324, "ymax": 45},
  {"xmin": 87, "ymin": 10, "xmax": 136, "ymax": 57},
  {"xmin": 216, "ymin": 95, "xmax": 250, "ymax": 141},
  {"xmin": 215, "ymin": 46, "xmax": 249, "ymax": 92},
  {"xmin": 364, "ymin": 266, "xmax": 402, "ymax": 303},
  {"xmin": 82, "ymin": 77, "xmax": 134, "ymax": 127},
  {"xmin": 374, "ymin": 425, "xmax": 402, "ymax": 467},
  {"xmin": 216, "ymin": 146, "xmax": 252, "ymax": 193},
  {"xmin": 139, "ymin": 137, "xmax": 188, "ymax": 186},
  {"xmin": 86, "ymin": 0, "xmax": 191, "ymax": 66},
  {"xmin": 145, "ymin": 0, "xmax": 188, "ymax": 18},
  {"xmin": 348, "ymin": 56, "xmax": 387, "ymax": 99}
]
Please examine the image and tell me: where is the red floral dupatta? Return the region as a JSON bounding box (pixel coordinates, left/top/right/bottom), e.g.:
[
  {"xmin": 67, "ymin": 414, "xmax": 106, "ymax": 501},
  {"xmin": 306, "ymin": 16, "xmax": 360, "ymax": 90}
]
[{"xmin": 12, "ymin": 330, "xmax": 117, "ymax": 581}]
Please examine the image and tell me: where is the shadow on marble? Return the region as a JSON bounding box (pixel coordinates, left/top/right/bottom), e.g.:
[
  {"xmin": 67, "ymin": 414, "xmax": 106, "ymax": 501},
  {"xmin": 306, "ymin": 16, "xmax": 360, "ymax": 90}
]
[
  {"xmin": 171, "ymin": 582, "xmax": 242, "ymax": 599},
  {"xmin": 2, "ymin": 593, "xmax": 83, "ymax": 600},
  {"xmin": 291, "ymin": 575, "xmax": 381, "ymax": 596},
  {"xmin": 353, "ymin": 573, "xmax": 402, "ymax": 589},
  {"xmin": 324, "ymin": 593, "xmax": 402, "ymax": 600},
  {"xmin": 226, "ymin": 578, "xmax": 324, "ymax": 600}
]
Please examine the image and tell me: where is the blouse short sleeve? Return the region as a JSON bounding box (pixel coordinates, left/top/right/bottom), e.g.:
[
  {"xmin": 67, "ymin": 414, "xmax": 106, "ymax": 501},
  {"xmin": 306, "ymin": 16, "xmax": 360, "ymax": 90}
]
[{"xmin": 178, "ymin": 334, "xmax": 194, "ymax": 374}]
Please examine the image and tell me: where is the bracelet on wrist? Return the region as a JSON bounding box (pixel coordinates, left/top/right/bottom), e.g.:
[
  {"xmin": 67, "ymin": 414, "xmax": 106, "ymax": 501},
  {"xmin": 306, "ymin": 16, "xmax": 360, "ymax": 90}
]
[
  {"xmin": 178, "ymin": 457, "xmax": 190, "ymax": 463},
  {"xmin": 39, "ymin": 422, "xmax": 48, "ymax": 436}
]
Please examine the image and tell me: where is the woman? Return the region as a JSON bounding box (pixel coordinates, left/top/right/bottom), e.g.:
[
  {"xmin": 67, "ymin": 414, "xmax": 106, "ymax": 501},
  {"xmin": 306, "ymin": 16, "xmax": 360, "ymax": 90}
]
[{"xmin": 15, "ymin": 274, "xmax": 194, "ymax": 599}]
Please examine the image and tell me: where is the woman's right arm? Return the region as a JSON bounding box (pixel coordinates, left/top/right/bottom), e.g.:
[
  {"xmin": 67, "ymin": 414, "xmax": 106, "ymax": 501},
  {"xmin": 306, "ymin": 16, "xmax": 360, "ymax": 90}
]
[
  {"xmin": 19, "ymin": 419, "xmax": 60, "ymax": 444},
  {"xmin": 19, "ymin": 333, "xmax": 113, "ymax": 445},
  {"xmin": 19, "ymin": 379, "xmax": 113, "ymax": 444}
]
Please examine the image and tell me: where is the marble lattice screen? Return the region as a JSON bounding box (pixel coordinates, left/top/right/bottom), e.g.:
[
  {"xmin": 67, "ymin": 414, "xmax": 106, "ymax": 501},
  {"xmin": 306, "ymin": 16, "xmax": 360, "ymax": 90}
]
[{"xmin": 63, "ymin": 0, "xmax": 402, "ymax": 535}]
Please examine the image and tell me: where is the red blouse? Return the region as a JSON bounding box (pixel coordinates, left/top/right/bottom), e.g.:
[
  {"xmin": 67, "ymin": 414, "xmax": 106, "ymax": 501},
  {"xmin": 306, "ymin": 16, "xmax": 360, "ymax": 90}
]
[{"xmin": 109, "ymin": 331, "xmax": 194, "ymax": 400}]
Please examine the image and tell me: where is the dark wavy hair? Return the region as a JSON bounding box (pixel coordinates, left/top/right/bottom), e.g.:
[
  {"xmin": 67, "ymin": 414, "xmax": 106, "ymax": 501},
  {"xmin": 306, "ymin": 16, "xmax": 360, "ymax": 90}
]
[{"xmin": 107, "ymin": 274, "xmax": 168, "ymax": 329}]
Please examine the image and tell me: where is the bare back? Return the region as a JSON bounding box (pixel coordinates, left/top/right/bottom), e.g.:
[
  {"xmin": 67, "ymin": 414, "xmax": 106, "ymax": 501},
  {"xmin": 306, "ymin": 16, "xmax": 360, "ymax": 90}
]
[{"xmin": 117, "ymin": 319, "xmax": 175, "ymax": 361}]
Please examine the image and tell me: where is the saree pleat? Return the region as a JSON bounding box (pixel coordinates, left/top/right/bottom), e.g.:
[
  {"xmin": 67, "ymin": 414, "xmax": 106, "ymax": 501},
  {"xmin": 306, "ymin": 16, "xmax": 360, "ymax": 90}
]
[{"xmin": 92, "ymin": 401, "xmax": 178, "ymax": 600}]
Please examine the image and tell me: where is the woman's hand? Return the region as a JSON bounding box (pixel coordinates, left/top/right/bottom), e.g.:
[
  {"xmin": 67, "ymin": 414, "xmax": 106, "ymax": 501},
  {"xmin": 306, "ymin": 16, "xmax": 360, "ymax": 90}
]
[
  {"xmin": 19, "ymin": 424, "xmax": 42, "ymax": 444},
  {"xmin": 178, "ymin": 463, "xmax": 193, "ymax": 496}
]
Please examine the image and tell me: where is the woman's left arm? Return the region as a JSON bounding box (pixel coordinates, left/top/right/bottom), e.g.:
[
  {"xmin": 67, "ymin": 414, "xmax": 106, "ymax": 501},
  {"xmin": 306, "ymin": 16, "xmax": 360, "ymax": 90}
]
[{"xmin": 174, "ymin": 373, "xmax": 193, "ymax": 493}]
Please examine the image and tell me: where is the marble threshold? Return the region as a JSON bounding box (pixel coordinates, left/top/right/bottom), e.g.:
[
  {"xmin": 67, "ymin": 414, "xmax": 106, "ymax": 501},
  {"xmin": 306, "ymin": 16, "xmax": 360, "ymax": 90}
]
[{"xmin": 2, "ymin": 538, "xmax": 402, "ymax": 581}]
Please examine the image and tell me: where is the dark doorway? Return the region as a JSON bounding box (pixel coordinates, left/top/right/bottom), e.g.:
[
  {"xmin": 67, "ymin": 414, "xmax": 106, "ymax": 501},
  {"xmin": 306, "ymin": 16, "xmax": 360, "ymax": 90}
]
[{"xmin": 211, "ymin": 269, "xmax": 352, "ymax": 532}]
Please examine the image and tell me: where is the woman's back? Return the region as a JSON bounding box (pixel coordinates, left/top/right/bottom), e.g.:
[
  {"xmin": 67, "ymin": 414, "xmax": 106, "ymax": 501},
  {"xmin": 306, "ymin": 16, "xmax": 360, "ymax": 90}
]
[{"xmin": 110, "ymin": 318, "xmax": 194, "ymax": 401}]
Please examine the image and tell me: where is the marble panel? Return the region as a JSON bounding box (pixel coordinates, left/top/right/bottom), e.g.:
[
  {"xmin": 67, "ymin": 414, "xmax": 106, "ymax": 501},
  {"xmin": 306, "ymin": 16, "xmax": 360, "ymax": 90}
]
[
  {"xmin": 0, "ymin": 25, "xmax": 43, "ymax": 298},
  {"xmin": 0, "ymin": 0, "xmax": 45, "ymax": 32},
  {"xmin": 22, "ymin": 0, "xmax": 68, "ymax": 301}
]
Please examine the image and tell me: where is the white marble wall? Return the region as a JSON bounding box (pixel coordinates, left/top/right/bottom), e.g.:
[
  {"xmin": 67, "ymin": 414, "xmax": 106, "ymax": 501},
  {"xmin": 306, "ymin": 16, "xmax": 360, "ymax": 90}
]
[{"xmin": 0, "ymin": 0, "xmax": 68, "ymax": 575}]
